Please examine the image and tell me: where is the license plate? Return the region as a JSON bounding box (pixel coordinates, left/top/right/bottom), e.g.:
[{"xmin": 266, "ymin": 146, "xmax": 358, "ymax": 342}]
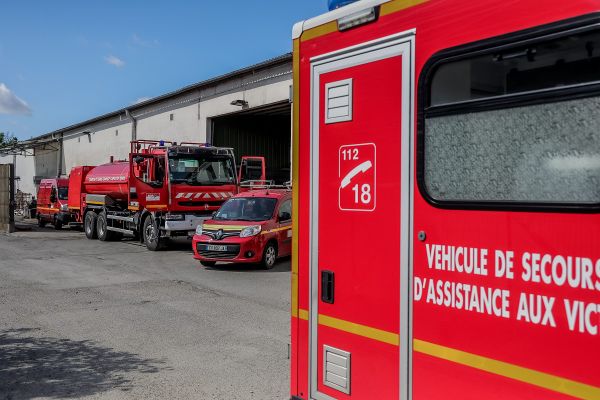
[{"xmin": 206, "ymin": 244, "xmax": 227, "ymax": 251}]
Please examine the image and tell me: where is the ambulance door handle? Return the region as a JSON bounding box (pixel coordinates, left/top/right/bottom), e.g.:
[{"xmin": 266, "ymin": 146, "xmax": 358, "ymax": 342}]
[{"xmin": 321, "ymin": 270, "xmax": 334, "ymax": 304}]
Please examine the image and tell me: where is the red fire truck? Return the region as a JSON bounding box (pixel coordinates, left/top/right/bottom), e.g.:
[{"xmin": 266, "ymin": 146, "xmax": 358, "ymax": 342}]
[
  {"xmin": 68, "ymin": 140, "xmax": 264, "ymax": 250},
  {"xmin": 291, "ymin": 1, "xmax": 600, "ymax": 399}
]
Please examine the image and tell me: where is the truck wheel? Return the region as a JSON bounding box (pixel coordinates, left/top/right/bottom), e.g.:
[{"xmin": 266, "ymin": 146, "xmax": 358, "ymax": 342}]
[
  {"xmin": 53, "ymin": 217, "xmax": 63, "ymax": 230},
  {"xmin": 261, "ymin": 242, "xmax": 278, "ymax": 270},
  {"xmin": 37, "ymin": 217, "xmax": 46, "ymax": 228},
  {"xmin": 96, "ymin": 211, "xmax": 114, "ymax": 241},
  {"xmin": 200, "ymin": 261, "xmax": 217, "ymax": 267},
  {"xmin": 84, "ymin": 211, "xmax": 98, "ymax": 239},
  {"xmin": 143, "ymin": 216, "xmax": 163, "ymax": 251}
]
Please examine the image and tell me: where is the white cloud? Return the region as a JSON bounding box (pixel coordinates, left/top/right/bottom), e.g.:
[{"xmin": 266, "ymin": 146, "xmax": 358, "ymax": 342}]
[
  {"xmin": 105, "ymin": 55, "xmax": 125, "ymax": 68},
  {"xmin": 0, "ymin": 83, "xmax": 31, "ymax": 115},
  {"xmin": 132, "ymin": 97, "xmax": 151, "ymax": 105},
  {"xmin": 131, "ymin": 33, "xmax": 159, "ymax": 47}
]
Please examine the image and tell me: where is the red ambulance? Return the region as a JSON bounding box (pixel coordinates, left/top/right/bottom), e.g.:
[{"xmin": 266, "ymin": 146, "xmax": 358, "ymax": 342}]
[
  {"xmin": 291, "ymin": 1, "xmax": 600, "ymax": 399},
  {"xmin": 192, "ymin": 188, "xmax": 292, "ymax": 268}
]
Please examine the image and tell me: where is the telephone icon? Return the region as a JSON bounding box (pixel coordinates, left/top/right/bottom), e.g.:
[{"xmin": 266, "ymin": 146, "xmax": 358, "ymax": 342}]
[{"xmin": 340, "ymin": 160, "xmax": 373, "ymax": 189}]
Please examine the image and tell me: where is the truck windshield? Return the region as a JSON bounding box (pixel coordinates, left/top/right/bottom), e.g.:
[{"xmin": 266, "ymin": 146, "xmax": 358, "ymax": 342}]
[
  {"xmin": 58, "ymin": 187, "xmax": 68, "ymax": 200},
  {"xmin": 213, "ymin": 197, "xmax": 277, "ymax": 222},
  {"xmin": 168, "ymin": 156, "xmax": 235, "ymax": 186}
]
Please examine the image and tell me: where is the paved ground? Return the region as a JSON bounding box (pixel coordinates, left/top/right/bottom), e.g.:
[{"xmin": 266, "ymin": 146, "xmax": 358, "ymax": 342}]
[{"xmin": 0, "ymin": 222, "xmax": 290, "ymax": 399}]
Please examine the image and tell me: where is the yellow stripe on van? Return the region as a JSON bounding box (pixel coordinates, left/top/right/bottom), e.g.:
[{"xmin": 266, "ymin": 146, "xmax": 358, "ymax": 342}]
[
  {"xmin": 262, "ymin": 226, "xmax": 291, "ymax": 235},
  {"xmin": 414, "ymin": 339, "xmax": 600, "ymax": 400},
  {"xmin": 294, "ymin": 308, "xmax": 600, "ymax": 399}
]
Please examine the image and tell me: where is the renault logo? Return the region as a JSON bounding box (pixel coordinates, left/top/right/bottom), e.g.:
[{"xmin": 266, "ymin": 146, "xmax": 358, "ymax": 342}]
[{"xmin": 215, "ymin": 229, "xmax": 223, "ymax": 240}]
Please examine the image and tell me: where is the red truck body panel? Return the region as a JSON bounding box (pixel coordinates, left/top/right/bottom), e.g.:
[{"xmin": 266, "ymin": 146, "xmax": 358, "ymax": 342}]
[
  {"xmin": 82, "ymin": 162, "xmax": 129, "ymax": 201},
  {"xmin": 292, "ymin": 1, "xmax": 600, "ymax": 399}
]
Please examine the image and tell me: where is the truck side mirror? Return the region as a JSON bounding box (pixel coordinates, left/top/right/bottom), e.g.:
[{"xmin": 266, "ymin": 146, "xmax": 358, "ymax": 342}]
[
  {"xmin": 134, "ymin": 156, "xmax": 144, "ymax": 164},
  {"xmin": 50, "ymin": 188, "xmax": 57, "ymax": 203}
]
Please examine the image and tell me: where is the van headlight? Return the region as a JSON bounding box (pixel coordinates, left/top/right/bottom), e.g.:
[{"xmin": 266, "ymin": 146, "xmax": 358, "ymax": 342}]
[
  {"xmin": 240, "ymin": 225, "xmax": 261, "ymax": 238},
  {"xmin": 195, "ymin": 225, "xmax": 203, "ymax": 235},
  {"xmin": 60, "ymin": 204, "xmax": 69, "ymax": 212}
]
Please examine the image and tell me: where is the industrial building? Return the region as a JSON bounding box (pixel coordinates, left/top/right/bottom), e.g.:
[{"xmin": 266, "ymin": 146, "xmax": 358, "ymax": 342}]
[{"xmin": 0, "ymin": 54, "xmax": 292, "ymax": 196}]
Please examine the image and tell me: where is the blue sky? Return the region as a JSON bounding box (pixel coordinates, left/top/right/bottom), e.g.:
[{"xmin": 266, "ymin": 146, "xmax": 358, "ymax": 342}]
[{"xmin": 0, "ymin": 1, "xmax": 327, "ymax": 139}]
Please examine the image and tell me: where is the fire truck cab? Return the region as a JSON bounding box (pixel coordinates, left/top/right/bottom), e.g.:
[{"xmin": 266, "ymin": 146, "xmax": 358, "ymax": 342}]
[{"xmin": 291, "ymin": 1, "xmax": 600, "ymax": 399}]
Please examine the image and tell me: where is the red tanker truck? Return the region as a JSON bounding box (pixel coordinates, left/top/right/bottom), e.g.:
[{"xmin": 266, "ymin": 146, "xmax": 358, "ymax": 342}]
[{"xmin": 68, "ymin": 139, "xmax": 264, "ymax": 250}]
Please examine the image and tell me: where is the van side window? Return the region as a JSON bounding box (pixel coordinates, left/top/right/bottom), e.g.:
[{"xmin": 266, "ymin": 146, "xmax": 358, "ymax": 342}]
[
  {"xmin": 421, "ymin": 28, "xmax": 600, "ymax": 207},
  {"xmin": 278, "ymin": 200, "xmax": 292, "ymax": 222}
]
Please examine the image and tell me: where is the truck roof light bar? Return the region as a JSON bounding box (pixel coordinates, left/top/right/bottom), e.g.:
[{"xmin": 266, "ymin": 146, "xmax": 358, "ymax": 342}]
[{"xmin": 337, "ymin": 6, "xmax": 378, "ymax": 31}]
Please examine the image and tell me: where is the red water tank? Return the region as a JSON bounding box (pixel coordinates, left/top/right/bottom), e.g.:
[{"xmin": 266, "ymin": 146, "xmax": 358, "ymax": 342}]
[{"xmin": 83, "ymin": 161, "xmax": 130, "ymax": 202}]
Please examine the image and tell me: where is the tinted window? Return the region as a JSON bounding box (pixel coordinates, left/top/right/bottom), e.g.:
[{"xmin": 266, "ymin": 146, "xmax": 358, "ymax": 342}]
[
  {"xmin": 169, "ymin": 156, "xmax": 234, "ymax": 186},
  {"xmin": 278, "ymin": 199, "xmax": 292, "ymax": 221},
  {"xmin": 214, "ymin": 197, "xmax": 277, "ymax": 222},
  {"xmin": 58, "ymin": 187, "xmax": 68, "ymax": 200},
  {"xmin": 423, "ymin": 28, "xmax": 600, "ymax": 206},
  {"xmin": 425, "ymin": 96, "xmax": 600, "ymax": 203},
  {"xmin": 430, "ymin": 30, "xmax": 600, "ymax": 106}
]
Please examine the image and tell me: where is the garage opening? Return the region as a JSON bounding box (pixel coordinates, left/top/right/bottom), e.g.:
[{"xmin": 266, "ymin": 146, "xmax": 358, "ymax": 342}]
[{"xmin": 210, "ymin": 101, "xmax": 291, "ymax": 185}]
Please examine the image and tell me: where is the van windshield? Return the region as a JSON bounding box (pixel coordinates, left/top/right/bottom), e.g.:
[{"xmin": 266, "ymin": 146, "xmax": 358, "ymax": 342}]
[
  {"xmin": 58, "ymin": 187, "xmax": 68, "ymax": 200},
  {"xmin": 214, "ymin": 197, "xmax": 277, "ymax": 222}
]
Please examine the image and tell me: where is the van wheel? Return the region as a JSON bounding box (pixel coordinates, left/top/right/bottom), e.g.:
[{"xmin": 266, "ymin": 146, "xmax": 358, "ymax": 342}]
[
  {"xmin": 261, "ymin": 242, "xmax": 277, "ymax": 269},
  {"xmin": 143, "ymin": 216, "xmax": 163, "ymax": 251},
  {"xmin": 84, "ymin": 211, "xmax": 97, "ymax": 239},
  {"xmin": 53, "ymin": 217, "xmax": 63, "ymax": 230},
  {"xmin": 200, "ymin": 261, "xmax": 216, "ymax": 267},
  {"xmin": 96, "ymin": 211, "xmax": 115, "ymax": 241},
  {"xmin": 37, "ymin": 217, "xmax": 46, "ymax": 228}
]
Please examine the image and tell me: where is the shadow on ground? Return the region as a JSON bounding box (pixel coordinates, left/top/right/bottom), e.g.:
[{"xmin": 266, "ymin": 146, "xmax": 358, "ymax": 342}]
[
  {"xmin": 0, "ymin": 328, "xmax": 167, "ymax": 399},
  {"xmin": 203, "ymin": 256, "xmax": 292, "ymax": 273}
]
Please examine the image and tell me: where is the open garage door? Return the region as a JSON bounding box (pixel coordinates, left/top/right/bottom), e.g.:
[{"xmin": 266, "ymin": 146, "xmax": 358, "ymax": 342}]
[{"xmin": 210, "ymin": 101, "xmax": 291, "ymax": 184}]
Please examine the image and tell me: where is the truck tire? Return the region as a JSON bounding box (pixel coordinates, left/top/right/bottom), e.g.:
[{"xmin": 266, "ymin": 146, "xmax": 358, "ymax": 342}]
[
  {"xmin": 53, "ymin": 217, "xmax": 63, "ymax": 230},
  {"xmin": 96, "ymin": 211, "xmax": 115, "ymax": 241},
  {"xmin": 143, "ymin": 216, "xmax": 163, "ymax": 251},
  {"xmin": 84, "ymin": 211, "xmax": 98, "ymax": 239},
  {"xmin": 37, "ymin": 217, "xmax": 46, "ymax": 228},
  {"xmin": 261, "ymin": 242, "xmax": 278, "ymax": 269}
]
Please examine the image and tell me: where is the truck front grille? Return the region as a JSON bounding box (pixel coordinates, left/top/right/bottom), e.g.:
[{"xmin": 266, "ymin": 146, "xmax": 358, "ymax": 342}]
[{"xmin": 202, "ymin": 228, "xmax": 241, "ymax": 239}]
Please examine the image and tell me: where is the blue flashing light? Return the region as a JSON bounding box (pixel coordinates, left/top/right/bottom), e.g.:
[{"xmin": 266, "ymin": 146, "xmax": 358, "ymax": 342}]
[
  {"xmin": 159, "ymin": 140, "xmax": 165, "ymax": 146},
  {"xmin": 328, "ymin": 0, "xmax": 359, "ymax": 11}
]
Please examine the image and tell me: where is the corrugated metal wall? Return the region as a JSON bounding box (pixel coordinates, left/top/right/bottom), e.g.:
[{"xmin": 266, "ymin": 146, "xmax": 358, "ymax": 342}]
[{"xmin": 212, "ymin": 109, "xmax": 291, "ymax": 184}]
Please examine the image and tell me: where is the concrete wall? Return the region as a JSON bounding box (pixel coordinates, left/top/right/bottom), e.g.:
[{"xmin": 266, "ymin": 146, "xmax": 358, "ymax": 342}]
[
  {"xmin": 34, "ymin": 146, "xmax": 60, "ymax": 181},
  {"xmin": 0, "ymin": 164, "xmax": 14, "ymax": 233},
  {"xmin": 135, "ymin": 79, "xmax": 291, "ymax": 144},
  {"xmin": 62, "ymin": 121, "xmax": 132, "ymax": 172},
  {"xmin": 0, "ymin": 154, "xmax": 36, "ymax": 195}
]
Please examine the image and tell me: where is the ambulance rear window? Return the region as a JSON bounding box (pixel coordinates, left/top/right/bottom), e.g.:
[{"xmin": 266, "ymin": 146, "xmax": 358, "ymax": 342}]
[{"xmin": 420, "ymin": 24, "xmax": 600, "ymax": 209}]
